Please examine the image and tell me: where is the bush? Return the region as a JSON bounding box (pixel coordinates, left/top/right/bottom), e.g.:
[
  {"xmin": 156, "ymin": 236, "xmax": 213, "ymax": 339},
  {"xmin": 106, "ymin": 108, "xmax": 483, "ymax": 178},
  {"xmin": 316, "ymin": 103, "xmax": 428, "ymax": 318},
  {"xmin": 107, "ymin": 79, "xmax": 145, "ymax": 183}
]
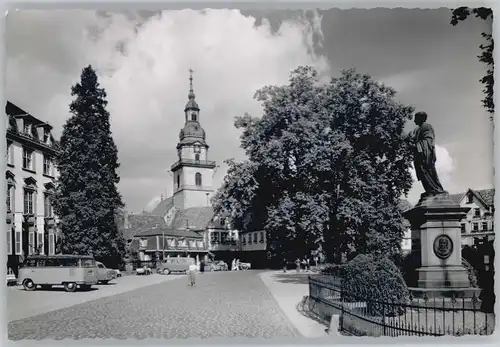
[{"xmin": 340, "ymin": 254, "xmax": 410, "ymax": 316}]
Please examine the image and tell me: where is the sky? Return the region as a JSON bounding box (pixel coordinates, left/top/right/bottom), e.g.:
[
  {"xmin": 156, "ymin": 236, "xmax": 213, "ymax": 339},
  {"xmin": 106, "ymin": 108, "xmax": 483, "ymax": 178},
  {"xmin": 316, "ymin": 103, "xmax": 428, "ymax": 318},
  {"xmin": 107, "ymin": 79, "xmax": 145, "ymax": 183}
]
[{"xmin": 5, "ymin": 8, "xmax": 493, "ymax": 213}]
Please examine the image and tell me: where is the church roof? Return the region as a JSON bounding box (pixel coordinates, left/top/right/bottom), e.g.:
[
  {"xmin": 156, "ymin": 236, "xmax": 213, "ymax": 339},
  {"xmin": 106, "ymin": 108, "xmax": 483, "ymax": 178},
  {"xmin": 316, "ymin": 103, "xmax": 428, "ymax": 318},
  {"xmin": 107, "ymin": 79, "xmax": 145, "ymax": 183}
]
[
  {"xmin": 184, "ymin": 99, "xmax": 199, "ymax": 111},
  {"xmin": 171, "ymin": 206, "xmax": 215, "ymax": 230},
  {"xmin": 179, "ymin": 122, "xmax": 206, "ymax": 142},
  {"xmin": 151, "ymin": 196, "xmax": 174, "ymax": 216}
]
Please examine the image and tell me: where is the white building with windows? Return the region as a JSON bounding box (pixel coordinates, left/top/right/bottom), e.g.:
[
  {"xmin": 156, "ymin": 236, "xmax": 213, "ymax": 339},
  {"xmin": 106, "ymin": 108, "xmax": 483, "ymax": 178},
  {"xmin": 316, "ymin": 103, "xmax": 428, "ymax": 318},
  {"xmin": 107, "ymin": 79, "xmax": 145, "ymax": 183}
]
[
  {"xmin": 449, "ymin": 188, "xmax": 495, "ymax": 247},
  {"xmin": 5, "ymin": 101, "xmax": 58, "ymax": 275}
]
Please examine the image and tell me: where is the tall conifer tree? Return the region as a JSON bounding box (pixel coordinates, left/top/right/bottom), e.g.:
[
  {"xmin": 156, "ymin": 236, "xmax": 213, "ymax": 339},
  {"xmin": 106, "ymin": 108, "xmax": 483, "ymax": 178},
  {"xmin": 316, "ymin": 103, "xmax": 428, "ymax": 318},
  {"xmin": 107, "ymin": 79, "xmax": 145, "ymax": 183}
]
[{"xmin": 53, "ymin": 65, "xmax": 126, "ymax": 268}]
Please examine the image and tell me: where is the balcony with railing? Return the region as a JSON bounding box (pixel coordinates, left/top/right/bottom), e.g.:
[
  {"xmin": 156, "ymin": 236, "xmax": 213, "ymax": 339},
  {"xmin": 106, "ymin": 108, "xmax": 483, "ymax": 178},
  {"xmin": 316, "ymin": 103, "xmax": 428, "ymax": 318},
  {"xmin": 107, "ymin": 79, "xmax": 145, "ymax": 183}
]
[{"xmin": 171, "ymin": 158, "xmax": 216, "ymax": 170}]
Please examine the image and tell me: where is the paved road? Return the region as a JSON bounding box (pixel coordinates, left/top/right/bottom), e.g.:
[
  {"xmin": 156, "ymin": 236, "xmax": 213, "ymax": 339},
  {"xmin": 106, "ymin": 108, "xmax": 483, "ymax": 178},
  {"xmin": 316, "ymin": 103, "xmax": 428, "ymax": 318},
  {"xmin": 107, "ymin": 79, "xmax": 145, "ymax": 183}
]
[
  {"xmin": 8, "ymin": 271, "xmax": 298, "ymax": 340},
  {"xmin": 7, "ymin": 273, "xmax": 182, "ymax": 321}
]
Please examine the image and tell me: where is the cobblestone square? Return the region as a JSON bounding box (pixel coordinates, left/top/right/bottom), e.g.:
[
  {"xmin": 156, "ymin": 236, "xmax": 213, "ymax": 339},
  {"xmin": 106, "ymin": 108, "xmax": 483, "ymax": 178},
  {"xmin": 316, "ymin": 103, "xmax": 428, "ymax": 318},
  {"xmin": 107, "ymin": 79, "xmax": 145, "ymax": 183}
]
[{"xmin": 8, "ymin": 271, "xmax": 299, "ymax": 340}]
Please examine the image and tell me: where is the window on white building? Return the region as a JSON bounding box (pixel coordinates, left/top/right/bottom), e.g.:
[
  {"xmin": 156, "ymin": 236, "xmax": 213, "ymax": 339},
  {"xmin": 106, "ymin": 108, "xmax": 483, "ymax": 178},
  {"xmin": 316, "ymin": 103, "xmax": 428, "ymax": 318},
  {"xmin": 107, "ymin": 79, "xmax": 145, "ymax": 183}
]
[
  {"xmin": 472, "ymin": 222, "xmax": 479, "ymax": 232},
  {"xmin": 195, "ymin": 172, "xmax": 202, "ymax": 186},
  {"xmin": 43, "ymin": 129, "xmax": 50, "ymax": 143},
  {"xmin": 28, "ymin": 231, "xmax": 35, "ymax": 255},
  {"xmin": 43, "ymin": 156, "xmax": 52, "ymax": 176},
  {"xmin": 474, "ymin": 208, "xmax": 481, "ymax": 218},
  {"xmin": 195, "ymin": 153, "xmax": 200, "ymax": 161},
  {"xmin": 461, "ymin": 223, "xmax": 466, "ymax": 233},
  {"xmin": 6, "ymin": 185, "xmax": 12, "ymax": 212},
  {"xmin": 15, "ymin": 230, "xmax": 22, "ymax": 255},
  {"xmin": 37, "ymin": 233, "xmax": 44, "ymax": 254},
  {"xmin": 23, "ymin": 123, "xmax": 31, "ymax": 136},
  {"xmin": 482, "ymin": 222, "xmax": 488, "ymax": 231},
  {"xmin": 44, "ymin": 194, "xmax": 53, "ymax": 217},
  {"xmin": 259, "ymin": 231, "xmax": 265, "ymax": 243},
  {"xmin": 6, "ymin": 231, "xmax": 12, "ymax": 255},
  {"xmin": 253, "ymin": 233, "xmax": 257, "ymax": 243},
  {"xmin": 467, "ymin": 193, "xmax": 474, "ymax": 204},
  {"xmin": 24, "ymin": 189, "xmax": 35, "ymax": 215},
  {"xmin": 48, "ymin": 233, "xmax": 55, "ymax": 255},
  {"xmin": 6, "ymin": 142, "xmax": 13, "ymax": 166},
  {"xmin": 22, "ymin": 148, "xmax": 34, "ymax": 171}
]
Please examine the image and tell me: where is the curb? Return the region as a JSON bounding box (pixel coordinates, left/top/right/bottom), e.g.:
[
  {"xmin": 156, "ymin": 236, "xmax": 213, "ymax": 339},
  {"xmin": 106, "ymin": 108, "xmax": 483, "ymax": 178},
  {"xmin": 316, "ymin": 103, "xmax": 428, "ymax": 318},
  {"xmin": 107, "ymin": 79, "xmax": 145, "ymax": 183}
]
[{"xmin": 297, "ymin": 295, "xmax": 342, "ymax": 337}]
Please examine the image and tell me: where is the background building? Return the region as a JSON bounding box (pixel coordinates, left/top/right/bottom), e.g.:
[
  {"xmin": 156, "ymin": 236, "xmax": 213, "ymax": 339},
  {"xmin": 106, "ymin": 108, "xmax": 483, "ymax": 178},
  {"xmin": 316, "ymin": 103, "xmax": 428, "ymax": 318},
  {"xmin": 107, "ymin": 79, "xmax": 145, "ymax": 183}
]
[
  {"xmin": 449, "ymin": 188, "xmax": 495, "ymax": 247},
  {"xmin": 5, "ymin": 101, "xmax": 58, "ymax": 275}
]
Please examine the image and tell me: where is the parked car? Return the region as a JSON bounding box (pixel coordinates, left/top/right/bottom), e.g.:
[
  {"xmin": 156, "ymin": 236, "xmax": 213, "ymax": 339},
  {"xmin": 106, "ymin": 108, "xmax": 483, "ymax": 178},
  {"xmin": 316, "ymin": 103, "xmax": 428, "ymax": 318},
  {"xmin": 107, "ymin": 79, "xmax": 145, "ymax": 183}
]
[
  {"xmin": 215, "ymin": 261, "xmax": 229, "ymax": 271},
  {"xmin": 158, "ymin": 257, "xmax": 195, "ymax": 275},
  {"xmin": 17, "ymin": 255, "xmax": 98, "ymax": 292},
  {"xmin": 113, "ymin": 269, "xmax": 122, "ymax": 277},
  {"xmin": 239, "ymin": 262, "xmax": 251, "ymax": 270},
  {"xmin": 136, "ymin": 266, "xmax": 152, "ymax": 275},
  {"xmin": 95, "ymin": 261, "xmax": 115, "ymax": 284},
  {"xmin": 206, "ymin": 261, "xmax": 228, "ymax": 271}
]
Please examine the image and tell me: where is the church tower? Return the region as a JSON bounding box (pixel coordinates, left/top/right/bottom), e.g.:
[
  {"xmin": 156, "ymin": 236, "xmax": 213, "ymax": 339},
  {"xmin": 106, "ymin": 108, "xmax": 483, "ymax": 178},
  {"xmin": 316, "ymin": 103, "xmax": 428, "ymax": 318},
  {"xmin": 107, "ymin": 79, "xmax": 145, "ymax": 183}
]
[{"xmin": 171, "ymin": 70, "xmax": 216, "ymax": 209}]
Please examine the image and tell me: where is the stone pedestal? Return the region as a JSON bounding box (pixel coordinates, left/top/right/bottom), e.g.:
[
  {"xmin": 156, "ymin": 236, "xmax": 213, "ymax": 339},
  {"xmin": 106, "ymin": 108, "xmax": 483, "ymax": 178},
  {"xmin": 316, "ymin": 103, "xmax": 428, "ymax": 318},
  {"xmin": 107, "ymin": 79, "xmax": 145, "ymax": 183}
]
[{"xmin": 403, "ymin": 193, "xmax": 478, "ymax": 298}]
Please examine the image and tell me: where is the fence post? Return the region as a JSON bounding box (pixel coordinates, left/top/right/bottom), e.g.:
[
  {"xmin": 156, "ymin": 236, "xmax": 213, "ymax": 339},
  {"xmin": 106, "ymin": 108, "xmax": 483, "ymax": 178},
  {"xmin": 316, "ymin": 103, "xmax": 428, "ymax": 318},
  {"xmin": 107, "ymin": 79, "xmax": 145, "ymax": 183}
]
[
  {"xmin": 340, "ymin": 282, "xmax": 345, "ymax": 332},
  {"xmin": 382, "ymin": 303, "xmax": 387, "ymax": 336}
]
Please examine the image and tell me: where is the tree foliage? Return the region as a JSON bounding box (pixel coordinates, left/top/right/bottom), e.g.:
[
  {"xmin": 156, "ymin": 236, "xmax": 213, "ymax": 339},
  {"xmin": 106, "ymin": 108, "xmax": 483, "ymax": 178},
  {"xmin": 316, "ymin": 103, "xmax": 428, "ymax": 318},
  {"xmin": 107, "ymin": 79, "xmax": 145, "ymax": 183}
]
[
  {"xmin": 53, "ymin": 65, "xmax": 126, "ymax": 268},
  {"xmin": 451, "ymin": 7, "xmax": 494, "ymax": 118},
  {"xmin": 213, "ymin": 66, "xmax": 414, "ymax": 262}
]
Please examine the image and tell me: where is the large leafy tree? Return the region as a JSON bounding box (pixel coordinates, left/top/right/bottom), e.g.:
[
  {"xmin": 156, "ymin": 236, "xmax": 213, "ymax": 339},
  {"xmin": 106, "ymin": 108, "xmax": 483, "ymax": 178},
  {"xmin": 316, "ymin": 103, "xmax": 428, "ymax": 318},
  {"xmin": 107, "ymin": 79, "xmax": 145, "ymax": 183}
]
[
  {"xmin": 213, "ymin": 66, "xmax": 414, "ymax": 263},
  {"xmin": 451, "ymin": 7, "xmax": 494, "ymax": 118},
  {"xmin": 53, "ymin": 65, "xmax": 126, "ymax": 268}
]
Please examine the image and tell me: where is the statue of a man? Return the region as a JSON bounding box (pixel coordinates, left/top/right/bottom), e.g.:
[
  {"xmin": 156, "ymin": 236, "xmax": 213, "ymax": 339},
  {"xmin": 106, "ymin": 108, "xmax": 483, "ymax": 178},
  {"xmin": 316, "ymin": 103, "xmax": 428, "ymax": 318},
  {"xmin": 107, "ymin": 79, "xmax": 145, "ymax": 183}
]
[{"xmin": 409, "ymin": 111, "xmax": 445, "ymax": 196}]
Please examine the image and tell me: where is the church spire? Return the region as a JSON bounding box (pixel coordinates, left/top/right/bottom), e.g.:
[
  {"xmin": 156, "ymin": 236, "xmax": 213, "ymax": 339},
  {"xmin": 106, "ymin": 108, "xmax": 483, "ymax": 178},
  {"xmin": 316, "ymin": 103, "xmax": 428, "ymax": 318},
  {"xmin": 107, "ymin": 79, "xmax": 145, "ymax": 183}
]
[
  {"xmin": 188, "ymin": 68, "xmax": 195, "ymax": 100},
  {"xmin": 184, "ymin": 68, "xmax": 200, "ymax": 112}
]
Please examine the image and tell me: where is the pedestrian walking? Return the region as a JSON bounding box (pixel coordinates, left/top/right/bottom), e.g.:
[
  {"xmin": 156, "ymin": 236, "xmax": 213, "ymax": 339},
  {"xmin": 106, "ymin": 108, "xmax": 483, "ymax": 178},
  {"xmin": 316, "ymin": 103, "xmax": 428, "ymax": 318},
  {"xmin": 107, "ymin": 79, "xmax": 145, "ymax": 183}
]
[
  {"xmin": 282, "ymin": 256, "xmax": 287, "ymax": 273},
  {"xmin": 235, "ymin": 259, "xmax": 240, "ymax": 271},
  {"xmin": 306, "ymin": 257, "xmax": 311, "ymax": 271},
  {"xmin": 187, "ymin": 262, "xmax": 197, "ymax": 287},
  {"xmin": 295, "ymin": 258, "xmax": 301, "ymax": 273}
]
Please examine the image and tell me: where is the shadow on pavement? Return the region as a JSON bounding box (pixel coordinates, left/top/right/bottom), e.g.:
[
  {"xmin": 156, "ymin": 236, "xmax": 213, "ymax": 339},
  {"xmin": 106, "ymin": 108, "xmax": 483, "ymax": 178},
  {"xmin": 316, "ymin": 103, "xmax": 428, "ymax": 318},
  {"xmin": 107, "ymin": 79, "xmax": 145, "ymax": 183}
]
[
  {"xmin": 32, "ymin": 286, "xmax": 100, "ymax": 292},
  {"xmin": 271, "ymin": 273, "xmax": 312, "ymax": 284}
]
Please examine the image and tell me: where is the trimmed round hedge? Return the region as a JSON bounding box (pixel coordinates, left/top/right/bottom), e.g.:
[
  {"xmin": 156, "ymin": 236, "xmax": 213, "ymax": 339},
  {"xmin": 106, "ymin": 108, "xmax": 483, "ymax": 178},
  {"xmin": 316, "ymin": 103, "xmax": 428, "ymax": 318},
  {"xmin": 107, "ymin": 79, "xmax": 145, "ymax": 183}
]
[{"xmin": 340, "ymin": 254, "xmax": 410, "ymax": 316}]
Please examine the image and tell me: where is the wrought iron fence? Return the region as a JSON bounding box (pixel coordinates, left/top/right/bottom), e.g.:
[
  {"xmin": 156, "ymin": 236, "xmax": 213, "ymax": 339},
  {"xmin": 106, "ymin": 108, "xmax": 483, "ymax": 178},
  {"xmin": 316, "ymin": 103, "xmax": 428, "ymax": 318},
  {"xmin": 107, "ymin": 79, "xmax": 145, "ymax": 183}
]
[{"xmin": 308, "ymin": 275, "xmax": 495, "ymax": 337}]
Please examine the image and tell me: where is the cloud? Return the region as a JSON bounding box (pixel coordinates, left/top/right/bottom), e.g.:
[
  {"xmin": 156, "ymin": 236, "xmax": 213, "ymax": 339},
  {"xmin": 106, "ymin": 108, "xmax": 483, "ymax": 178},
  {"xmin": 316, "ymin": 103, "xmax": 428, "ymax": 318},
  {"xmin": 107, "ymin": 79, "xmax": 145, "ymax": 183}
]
[
  {"xmin": 6, "ymin": 9, "xmax": 328, "ymax": 213},
  {"xmin": 406, "ymin": 144, "xmax": 456, "ymax": 205}
]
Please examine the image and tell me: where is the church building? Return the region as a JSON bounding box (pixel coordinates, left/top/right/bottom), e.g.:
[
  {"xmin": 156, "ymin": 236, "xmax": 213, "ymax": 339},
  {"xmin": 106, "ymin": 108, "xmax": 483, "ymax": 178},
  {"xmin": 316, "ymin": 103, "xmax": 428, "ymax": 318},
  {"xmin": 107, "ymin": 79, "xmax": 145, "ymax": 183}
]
[{"xmin": 122, "ymin": 71, "xmax": 239, "ymax": 266}]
